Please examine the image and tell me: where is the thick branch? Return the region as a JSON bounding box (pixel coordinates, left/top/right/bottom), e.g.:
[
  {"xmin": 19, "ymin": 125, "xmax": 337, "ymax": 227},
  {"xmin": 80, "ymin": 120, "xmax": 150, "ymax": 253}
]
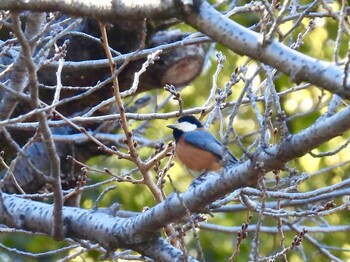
[
  {"xmin": 110, "ymin": 105, "xmax": 350, "ymax": 235},
  {"xmin": 0, "ymin": 0, "xmax": 179, "ymax": 21},
  {"xmin": 0, "ymin": 193, "xmax": 197, "ymax": 262},
  {"xmin": 1, "ymin": 106, "xmax": 350, "ymax": 257},
  {"xmin": 184, "ymin": 1, "xmax": 350, "ymax": 98},
  {"xmin": 2, "ymin": 0, "xmax": 349, "ymax": 98}
]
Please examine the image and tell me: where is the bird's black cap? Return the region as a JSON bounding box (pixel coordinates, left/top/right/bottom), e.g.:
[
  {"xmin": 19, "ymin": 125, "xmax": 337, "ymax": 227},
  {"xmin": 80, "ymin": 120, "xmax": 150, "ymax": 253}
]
[{"xmin": 178, "ymin": 115, "xmax": 203, "ymax": 128}]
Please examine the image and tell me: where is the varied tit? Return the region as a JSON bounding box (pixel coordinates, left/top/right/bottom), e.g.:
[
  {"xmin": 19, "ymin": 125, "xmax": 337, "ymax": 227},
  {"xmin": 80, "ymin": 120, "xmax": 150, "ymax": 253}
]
[{"xmin": 167, "ymin": 115, "xmax": 237, "ymax": 175}]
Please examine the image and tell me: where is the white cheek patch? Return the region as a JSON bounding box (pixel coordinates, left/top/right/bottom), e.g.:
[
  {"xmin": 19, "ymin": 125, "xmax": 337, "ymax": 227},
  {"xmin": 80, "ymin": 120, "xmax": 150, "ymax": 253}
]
[{"xmin": 176, "ymin": 122, "xmax": 197, "ymax": 132}]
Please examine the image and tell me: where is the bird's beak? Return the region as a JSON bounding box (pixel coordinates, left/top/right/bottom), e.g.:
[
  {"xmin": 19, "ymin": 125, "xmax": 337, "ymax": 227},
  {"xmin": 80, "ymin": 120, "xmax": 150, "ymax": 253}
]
[{"xmin": 167, "ymin": 124, "xmax": 176, "ymax": 130}]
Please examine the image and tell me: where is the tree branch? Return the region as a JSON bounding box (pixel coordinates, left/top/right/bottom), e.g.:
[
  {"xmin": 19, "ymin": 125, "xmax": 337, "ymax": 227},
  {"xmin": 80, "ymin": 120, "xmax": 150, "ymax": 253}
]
[
  {"xmin": 0, "ymin": 193, "xmax": 198, "ymax": 262},
  {"xmin": 184, "ymin": 1, "xmax": 350, "ymax": 98},
  {"xmin": 0, "ymin": 0, "xmax": 179, "ymax": 21},
  {"xmin": 1, "ymin": 0, "xmax": 349, "ymax": 98},
  {"xmin": 1, "ymin": 104, "xmax": 350, "ymax": 259}
]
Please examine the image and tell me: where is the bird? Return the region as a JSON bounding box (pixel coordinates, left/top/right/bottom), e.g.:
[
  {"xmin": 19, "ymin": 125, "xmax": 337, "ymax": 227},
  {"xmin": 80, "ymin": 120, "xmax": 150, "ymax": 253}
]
[{"xmin": 167, "ymin": 115, "xmax": 237, "ymax": 176}]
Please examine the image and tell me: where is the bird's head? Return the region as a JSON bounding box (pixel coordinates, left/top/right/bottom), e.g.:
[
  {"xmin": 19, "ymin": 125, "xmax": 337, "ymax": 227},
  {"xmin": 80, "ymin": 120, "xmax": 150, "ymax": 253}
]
[{"xmin": 167, "ymin": 115, "xmax": 203, "ymax": 142}]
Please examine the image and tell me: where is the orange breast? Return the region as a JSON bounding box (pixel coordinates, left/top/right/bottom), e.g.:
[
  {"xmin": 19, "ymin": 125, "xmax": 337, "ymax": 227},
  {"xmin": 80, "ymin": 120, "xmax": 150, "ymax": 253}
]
[{"xmin": 175, "ymin": 137, "xmax": 222, "ymax": 172}]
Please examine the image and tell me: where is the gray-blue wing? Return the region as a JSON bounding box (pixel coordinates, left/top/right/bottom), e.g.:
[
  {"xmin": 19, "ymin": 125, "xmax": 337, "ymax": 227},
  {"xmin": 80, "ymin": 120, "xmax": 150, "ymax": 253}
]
[{"xmin": 183, "ymin": 130, "xmax": 237, "ymax": 164}]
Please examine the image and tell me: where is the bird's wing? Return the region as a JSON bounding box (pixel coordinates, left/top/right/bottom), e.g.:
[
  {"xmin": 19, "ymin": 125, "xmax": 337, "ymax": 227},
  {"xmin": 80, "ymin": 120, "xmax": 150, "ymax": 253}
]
[{"xmin": 183, "ymin": 130, "xmax": 237, "ymax": 164}]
